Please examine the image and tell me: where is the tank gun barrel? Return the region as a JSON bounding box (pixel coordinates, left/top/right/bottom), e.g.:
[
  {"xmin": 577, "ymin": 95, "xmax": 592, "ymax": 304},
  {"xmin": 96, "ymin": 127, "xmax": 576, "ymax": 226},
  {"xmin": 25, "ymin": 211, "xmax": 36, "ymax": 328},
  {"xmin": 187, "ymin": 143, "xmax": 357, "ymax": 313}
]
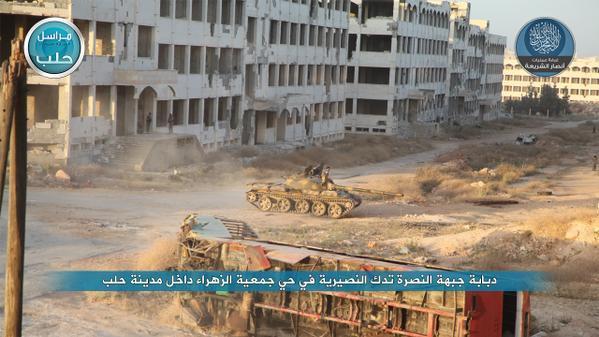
[{"xmin": 334, "ymin": 184, "xmax": 403, "ymax": 198}]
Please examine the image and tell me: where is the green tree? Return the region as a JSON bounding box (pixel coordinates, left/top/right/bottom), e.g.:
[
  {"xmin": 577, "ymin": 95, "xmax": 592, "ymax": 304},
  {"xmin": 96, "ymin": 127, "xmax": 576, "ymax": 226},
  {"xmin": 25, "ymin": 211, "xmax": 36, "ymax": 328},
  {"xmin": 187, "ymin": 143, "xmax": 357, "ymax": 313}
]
[
  {"xmin": 538, "ymin": 84, "xmax": 567, "ymax": 116},
  {"xmin": 505, "ymin": 84, "xmax": 570, "ymax": 116}
]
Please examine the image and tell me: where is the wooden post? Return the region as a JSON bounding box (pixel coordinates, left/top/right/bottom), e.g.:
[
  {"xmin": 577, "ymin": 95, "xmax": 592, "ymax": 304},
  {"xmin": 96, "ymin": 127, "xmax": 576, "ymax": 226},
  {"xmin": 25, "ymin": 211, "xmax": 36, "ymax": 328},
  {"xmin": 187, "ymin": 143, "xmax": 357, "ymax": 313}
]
[
  {"xmin": 3, "ymin": 38, "xmax": 28, "ymax": 337},
  {"xmin": 0, "ymin": 61, "xmax": 16, "ymax": 216}
]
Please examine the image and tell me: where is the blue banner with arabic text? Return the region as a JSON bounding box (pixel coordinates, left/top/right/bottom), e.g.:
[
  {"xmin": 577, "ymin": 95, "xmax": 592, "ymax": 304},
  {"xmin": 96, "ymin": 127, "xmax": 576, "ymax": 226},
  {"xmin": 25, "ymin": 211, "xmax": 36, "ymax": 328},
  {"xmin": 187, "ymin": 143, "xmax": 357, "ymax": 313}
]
[{"xmin": 49, "ymin": 271, "xmax": 548, "ymax": 292}]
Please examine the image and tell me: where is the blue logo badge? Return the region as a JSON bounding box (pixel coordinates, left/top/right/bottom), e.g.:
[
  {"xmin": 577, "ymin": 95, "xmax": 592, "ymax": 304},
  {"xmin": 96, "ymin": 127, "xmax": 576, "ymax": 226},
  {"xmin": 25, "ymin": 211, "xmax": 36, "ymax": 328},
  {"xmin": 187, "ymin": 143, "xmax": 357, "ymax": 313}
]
[
  {"xmin": 24, "ymin": 18, "xmax": 85, "ymax": 79},
  {"xmin": 515, "ymin": 18, "xmax": 575, "ymax": 77}
]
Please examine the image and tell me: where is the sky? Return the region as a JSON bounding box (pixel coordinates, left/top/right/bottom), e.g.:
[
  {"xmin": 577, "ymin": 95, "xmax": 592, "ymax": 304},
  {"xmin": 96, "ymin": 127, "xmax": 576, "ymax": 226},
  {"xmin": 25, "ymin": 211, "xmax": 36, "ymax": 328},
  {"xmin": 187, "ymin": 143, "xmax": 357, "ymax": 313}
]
[{"xmin": 468, "ymin": 0, "xmax": 599, "ymax": 57}]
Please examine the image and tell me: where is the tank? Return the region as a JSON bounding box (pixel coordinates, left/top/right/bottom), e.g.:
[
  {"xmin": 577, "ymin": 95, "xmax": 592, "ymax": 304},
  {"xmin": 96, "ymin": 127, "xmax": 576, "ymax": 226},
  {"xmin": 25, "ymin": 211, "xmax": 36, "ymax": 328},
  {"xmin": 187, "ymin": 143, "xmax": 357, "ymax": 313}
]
[{"xmin": 245, "ymin": 165, "xmax": 403, "ymax": 218}]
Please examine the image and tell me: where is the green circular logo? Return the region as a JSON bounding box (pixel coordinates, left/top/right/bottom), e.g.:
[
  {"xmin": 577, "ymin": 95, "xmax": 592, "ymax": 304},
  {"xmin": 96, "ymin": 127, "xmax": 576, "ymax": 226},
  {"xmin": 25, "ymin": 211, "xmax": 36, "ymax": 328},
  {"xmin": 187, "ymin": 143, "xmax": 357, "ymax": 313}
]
[{"xmin": 24, "ymin": 18, "xmax": 85, "ymax": 79}]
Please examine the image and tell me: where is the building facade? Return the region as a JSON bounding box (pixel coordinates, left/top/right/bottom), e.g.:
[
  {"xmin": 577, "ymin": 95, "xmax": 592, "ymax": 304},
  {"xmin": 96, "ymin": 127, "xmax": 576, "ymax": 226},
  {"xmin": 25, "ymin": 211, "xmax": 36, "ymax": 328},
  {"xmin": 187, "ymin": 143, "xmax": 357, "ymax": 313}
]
[
  {"xmin": 344, "ymin": 0, "xmax": 506, "ymax": 135},
  {"xmin": 0, "ymin": 0, "xmax": 348, "ymax": 164},
  {"xmin": 502, "ymin": 53, "xmax": 599, "ymax": 104},
  {"xmin": 245, "ymin": 0, "xmax": 348, "ymax": 146},
  {"xmin": 0, "ymin": 0, "xmax": 504, "ymax": 164},
  {"xmin": 447, "ymin": 2, "xmax": 505, "ymax": 124}
]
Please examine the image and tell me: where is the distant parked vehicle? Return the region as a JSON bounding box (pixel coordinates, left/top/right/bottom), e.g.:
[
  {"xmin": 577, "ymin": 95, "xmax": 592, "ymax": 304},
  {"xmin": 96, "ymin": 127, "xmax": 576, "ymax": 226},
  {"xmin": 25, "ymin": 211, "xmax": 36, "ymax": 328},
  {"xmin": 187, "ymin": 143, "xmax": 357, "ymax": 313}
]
[{"xmin": 515, "ymin": 134, "xmax": 537, "ymax": 145}]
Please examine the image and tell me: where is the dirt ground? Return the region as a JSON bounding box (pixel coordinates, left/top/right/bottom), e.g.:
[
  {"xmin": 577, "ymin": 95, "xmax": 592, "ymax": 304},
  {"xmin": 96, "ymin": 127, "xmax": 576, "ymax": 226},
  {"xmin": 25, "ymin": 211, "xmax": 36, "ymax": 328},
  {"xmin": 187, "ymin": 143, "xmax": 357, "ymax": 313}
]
[{"xmin": 1, "ymin": 117, "xmax": 598, "ymax": 336}]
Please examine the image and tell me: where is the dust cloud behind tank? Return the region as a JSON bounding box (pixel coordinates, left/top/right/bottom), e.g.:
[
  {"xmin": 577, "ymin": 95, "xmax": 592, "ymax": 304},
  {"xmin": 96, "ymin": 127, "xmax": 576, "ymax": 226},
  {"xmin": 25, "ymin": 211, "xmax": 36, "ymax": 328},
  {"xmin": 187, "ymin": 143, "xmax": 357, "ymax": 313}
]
[{"xmin": 245, "ymin": 165, "xmax": 403, "ymax": 218}]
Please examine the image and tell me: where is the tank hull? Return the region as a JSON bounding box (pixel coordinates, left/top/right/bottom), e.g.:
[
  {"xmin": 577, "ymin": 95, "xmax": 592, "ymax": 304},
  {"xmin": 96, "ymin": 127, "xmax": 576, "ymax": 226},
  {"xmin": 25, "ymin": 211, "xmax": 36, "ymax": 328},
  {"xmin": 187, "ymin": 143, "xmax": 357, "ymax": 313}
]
[{"xmin": 246, "ymin": 187, "xmax": 361, "ymax": 219}]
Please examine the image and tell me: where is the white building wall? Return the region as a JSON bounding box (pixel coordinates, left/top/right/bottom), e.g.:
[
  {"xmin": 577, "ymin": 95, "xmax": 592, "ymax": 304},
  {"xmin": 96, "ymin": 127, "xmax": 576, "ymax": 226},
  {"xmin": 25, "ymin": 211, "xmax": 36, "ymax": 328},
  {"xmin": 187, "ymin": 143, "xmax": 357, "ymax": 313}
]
[
  {"xmin": 346, "ymin": 0, "xmax": 456, "ymax": 135},
  {"xmin": 245, "ymin": 0, "xmax": 349, "ymax": 145},
  {"xmin": 4, "ymin": 0, "xmax": 506, "ymax": 164},
  {"xmin": 502, "ymin": 54, "xmax": 599, "ymax": 105},
  {"xmin": 445, "ymin": 2, "xmax": 505, "ymax": 125},
  {"xmin": 9, "ymin": 0, "xmax": 349, "ymax": 164}
]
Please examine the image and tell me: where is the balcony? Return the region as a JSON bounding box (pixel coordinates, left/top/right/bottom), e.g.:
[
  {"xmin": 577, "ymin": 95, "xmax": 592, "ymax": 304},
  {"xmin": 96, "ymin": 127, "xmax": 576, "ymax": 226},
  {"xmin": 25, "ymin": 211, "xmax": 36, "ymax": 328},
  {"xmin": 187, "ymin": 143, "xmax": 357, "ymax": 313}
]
[{"xmin": 113, "ymin": 69, "xmax": 177, "ymax": 86}]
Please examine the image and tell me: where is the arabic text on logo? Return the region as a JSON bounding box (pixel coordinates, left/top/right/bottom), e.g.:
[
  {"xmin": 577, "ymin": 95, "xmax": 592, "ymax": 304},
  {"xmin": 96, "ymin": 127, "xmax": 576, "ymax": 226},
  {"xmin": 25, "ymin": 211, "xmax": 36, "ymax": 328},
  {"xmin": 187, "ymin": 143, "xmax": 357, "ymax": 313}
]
[
  {"xmin": 515, "ymin": 18, "xmax": 574, "ymax": 78},
  {"xmin": 528, "ymin": 22, "xmax": 562, "ymax": 55},
  {"xmin": 24, "ymin": 18, "xmax": 84, "ymax": 79}
]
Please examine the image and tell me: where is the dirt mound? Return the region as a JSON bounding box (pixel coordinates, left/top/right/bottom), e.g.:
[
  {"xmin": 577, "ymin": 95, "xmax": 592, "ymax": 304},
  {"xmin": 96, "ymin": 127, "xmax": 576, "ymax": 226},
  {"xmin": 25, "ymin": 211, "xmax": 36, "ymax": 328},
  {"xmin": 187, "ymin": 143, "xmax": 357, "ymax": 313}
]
[
  {"xmin": 524, "ymin": 208, "xmax": 597, "ymax": 240},
  {"xmin": 469, "ymin": 230, "xmax": 557, "ymax": 268}
]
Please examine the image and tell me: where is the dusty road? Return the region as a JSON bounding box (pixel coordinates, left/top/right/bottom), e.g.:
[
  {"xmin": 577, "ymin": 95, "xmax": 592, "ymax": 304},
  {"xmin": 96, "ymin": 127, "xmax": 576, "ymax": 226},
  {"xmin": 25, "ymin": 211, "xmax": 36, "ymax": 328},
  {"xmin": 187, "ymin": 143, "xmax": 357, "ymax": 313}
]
[{"xmin": 0, "ymin": 119, "xmax": 596, "ymax": 336}]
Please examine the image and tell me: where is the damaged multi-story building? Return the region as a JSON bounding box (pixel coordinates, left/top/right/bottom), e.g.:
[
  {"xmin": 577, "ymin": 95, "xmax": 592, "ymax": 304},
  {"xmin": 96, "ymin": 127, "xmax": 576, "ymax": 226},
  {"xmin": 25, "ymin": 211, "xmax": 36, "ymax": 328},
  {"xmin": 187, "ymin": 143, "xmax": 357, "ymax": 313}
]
[
  {"xmin": 1, "ymin": 0, "xmax": 503, "ymax": 167},
  {"xmin": 344, "ymin": 0, "xmax": 506, "ymax": 135},
  {"xmin": 1, "ymin": 0, "xmax": 348, "ymax": 167},
  {"xmin": 446, "ymin": 2, "xmax": 505, "ymax": 124},
  {"xmin": 245, "ymin": 0, "xmax": 348, "ymax": 146}
]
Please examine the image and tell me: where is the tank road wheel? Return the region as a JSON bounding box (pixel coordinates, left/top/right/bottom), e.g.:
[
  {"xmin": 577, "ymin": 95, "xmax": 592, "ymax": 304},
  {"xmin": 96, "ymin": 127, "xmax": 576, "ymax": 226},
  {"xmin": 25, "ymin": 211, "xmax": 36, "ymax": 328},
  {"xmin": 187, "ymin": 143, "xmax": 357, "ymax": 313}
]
[
  {"xmin": 311, "ymin": 201, "xmax": 327, "ymax": 217},
  {"xmin": 246, "ymin": 192, "xmax": 257, "ymax": 203},
  {"xmin": 328, "ymin": 203, "xmax": 344, "ymax": 219},
  {"xmin": 295, "ymin": 199, "xmax": 311, "ymax": 214},
  {"xmin": 258, "ymin": 196, "xmax": 272, "ymax": 211},
  {"xmin": 277, "ymin": 198, "xmax": 292, "ymax": 212}
]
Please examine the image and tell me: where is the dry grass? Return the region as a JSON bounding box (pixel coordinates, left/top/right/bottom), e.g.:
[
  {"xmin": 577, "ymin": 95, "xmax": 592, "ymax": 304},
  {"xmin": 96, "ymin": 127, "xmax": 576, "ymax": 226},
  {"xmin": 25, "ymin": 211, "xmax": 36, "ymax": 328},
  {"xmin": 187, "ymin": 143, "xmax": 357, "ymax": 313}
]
[
  {"xmin": 247, "ymin": 134, "xmax": 431, "ymax": 174},
  {"xmin": 524, "ymin": 208, "xmax": 597, "ymax": 239},
  {"xmin": 416, "ymin": 123, "xmax": 599, "ymax": 201},
  {"xmin": 168, "ymin": 135, "xmax": 433, "ymax": 183},
  {"xmin": 438, "ymin": 143, "xmax": 559, "ymax": 170},
  {"xmin": 439, "ymin": 117, "xmax": 548, "ymax": 140},
  {"xmin": 136, "ymin": 238, "xmax": 180, "ymax": 270},
  {"xmin": 398, "ymin": 161, "xmax": 541, "ymax": 201},
  {"xmin": 439, "ymin": 120, "xmax": 599, "ymax": 171}
]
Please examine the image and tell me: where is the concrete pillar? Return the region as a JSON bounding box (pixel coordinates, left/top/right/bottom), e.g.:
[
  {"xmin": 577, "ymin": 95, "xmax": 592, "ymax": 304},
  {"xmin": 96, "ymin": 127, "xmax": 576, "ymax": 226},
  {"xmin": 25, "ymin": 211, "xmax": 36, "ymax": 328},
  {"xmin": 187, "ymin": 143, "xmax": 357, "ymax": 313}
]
[
  {"xmin": 133, "ymin": 98, "xmax": 139, "ymax": 135},
  {"xmin": 202, "ymin": 0, "xmax": 208, "ymax": 22},
  {"xmin": 150, "ymin": 99, "xmax": 158, "ymax": 133},
  {"xmin": 230, "ymin": 0, "xmax": 236, "ymax": 31},
  {"xmin": 88, "ymin": 85, "xmax": 96, "ymax": 117},
  {"xmin": 59, "ymin": 85, "xmax": 72, "ymax": 158},
  {"xmin": 152, "ymin": 100, "xmax": 158, "ymax": 130},
  {"xmin": 217, "ymin": 0, "xmax": 222, "ymax": 25},
  {"xmin": 183, "ymin": 99, "xmax": 189, "ymax": 126},
  {"xmin": 110, "ymin": 86, "xmax": 117, "ymax": 137},
  {"xmin": 90, "ymin": 20, "xmax": 97, "ymax": 56},
  {"xmin": 185, "ymin": 45, "xmax": 190, "ymax": 75},
  {"xmin": 167, "ymin": 100, "xmax": 173, "ymax": 131},
  {"xmin": 169, "ymin": 44, "xmax": 175, "ymax": 69},
  {"xmin": 58, "ymin": 85, "xmax": 71, "ymax": 121}
]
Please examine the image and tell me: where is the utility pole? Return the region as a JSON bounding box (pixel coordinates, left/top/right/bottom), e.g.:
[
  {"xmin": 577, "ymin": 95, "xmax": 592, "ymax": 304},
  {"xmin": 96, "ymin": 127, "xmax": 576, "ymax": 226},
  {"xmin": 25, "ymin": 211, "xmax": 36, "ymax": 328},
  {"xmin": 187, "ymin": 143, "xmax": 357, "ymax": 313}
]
[
  {"xmin": 0, "ymin": 63, "xmax": 15, "ymax": 215},
  {"xmin": 1, "ymin": 38, "xmax": 28, "ymax": 337}
]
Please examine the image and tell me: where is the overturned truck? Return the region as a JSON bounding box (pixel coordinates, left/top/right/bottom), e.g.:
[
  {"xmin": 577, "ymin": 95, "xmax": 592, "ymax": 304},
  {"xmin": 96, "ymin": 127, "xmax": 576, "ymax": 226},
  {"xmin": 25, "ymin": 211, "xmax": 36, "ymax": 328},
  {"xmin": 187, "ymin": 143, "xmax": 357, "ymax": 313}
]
[{"xmin": 177, "ymin": 215, "xmax": 530, "ymax": 337}]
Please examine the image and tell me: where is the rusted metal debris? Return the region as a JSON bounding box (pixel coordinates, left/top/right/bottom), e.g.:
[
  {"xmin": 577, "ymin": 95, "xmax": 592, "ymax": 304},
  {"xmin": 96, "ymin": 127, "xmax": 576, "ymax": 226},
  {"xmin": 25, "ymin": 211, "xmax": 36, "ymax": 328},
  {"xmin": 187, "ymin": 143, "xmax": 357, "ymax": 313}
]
[
  {"xmin": 536, "ymin": 191, "xmax": 553, "ymax": 196},
  {"xmin": 175, "ymin": 215, "xmax": 531, "ymax": 337},
  {"xmin": 467, "ymin": 199, "xmax": 520, "ymax": 206}
]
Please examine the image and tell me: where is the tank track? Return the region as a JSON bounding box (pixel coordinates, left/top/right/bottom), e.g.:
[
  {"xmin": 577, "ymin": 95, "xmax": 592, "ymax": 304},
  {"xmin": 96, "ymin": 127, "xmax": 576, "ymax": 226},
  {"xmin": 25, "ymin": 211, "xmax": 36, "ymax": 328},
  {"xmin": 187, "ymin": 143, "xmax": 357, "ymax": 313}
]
[{"xmin": 246, "ymin": 189, "xmax": 361, "ymax": 219}]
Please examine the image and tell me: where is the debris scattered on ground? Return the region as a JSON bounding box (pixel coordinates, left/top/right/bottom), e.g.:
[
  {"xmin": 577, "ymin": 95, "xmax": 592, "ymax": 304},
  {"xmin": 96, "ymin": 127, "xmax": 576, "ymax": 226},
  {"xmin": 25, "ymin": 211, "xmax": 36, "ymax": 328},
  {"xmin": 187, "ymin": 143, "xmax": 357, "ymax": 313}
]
[
  {"xmin": 537, "ymin": 190, "xmax": 553, "ymax": 196},
  {"xmin": 55, "ymin": 169, "xmax": 71, "ymax": 182},
  {"xmin": 467, "ymin": 198, "xmax": 519, "ymax": 206}
]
